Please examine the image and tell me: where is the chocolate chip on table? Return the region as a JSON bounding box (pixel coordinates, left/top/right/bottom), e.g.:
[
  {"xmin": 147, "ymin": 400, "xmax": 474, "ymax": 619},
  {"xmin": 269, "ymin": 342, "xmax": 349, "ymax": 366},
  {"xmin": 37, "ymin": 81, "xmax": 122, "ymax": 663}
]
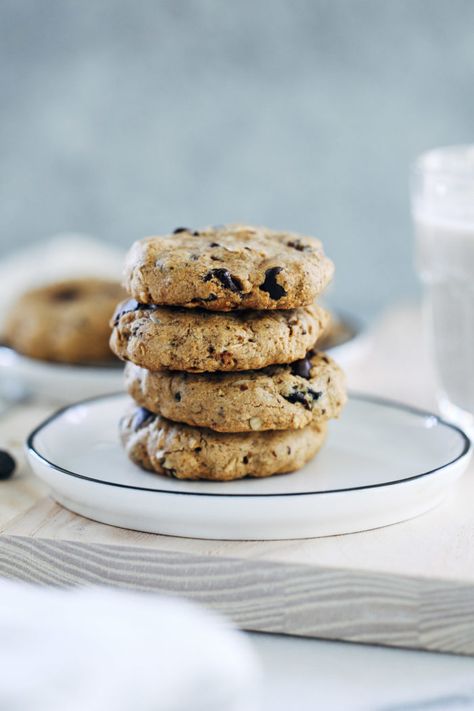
[
  {"xmin": 203, "ymin": 269, "xmax": 243, "ymax": 293},
  {"xmin": 290, "ymin": 355, "xmax": 313, "ymax": 379},
  {"xmin": 0, "ymin": 450, "xmax": 16, "ymax": 480},
  {"xmin": 259, "ymin": 267, "xmax": 286, "ymax": 300},
  {"xmin": 132, "ymin": 408, "xmax": 155, "ymax": 431}
]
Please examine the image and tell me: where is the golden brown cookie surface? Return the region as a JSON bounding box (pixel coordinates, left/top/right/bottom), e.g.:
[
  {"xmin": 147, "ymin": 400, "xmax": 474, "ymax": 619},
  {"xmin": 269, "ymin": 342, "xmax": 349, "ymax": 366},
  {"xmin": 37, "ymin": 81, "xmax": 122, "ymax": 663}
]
[
  {"xmin": 5, "ymin": 278, "xmax": 125, "ymax": 363},
  {"xmin": 124, "ymin": 224, "xmax": 334, "ymax": 311},
  {"xmin": 110, "ymin": 300, "xmax": 329, "ymax": 372},
  {"xmin": 125, "ymin": 351, "xmax": 346, "ymax": 432},
  {"xmin": 121, "ymin": 407, "xmax": 327, "ymax": 481}
]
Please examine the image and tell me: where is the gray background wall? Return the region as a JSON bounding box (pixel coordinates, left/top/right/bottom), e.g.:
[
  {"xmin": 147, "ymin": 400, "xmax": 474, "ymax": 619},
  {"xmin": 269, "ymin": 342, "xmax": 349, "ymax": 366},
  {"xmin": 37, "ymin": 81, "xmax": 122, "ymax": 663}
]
[{"xmin": 1, "ymin": 1, "xmax": 473, "ymax": 318}]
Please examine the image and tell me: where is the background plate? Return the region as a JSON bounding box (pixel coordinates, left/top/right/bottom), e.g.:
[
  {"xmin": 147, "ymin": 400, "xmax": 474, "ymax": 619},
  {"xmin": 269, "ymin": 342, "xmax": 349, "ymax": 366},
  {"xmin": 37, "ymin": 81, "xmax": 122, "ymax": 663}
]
[{"xmin": 0, "ymin": 346, "xmax": 124, "ymax": 403}]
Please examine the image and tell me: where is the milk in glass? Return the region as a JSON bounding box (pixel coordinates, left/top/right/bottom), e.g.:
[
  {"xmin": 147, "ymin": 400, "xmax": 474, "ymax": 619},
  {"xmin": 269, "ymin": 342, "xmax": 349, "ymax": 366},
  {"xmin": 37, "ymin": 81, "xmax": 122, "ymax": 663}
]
[{"xmin": 412, "ymin": 146, "xmax": 474, "ymax": 432}]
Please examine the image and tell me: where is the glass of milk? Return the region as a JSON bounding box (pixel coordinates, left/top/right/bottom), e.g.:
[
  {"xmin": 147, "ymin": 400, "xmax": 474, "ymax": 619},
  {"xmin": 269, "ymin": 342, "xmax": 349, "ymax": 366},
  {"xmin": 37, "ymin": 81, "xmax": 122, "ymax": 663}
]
[{"xmin": 412, "ymin": 145, "xmax": 474, "ymax": 435}]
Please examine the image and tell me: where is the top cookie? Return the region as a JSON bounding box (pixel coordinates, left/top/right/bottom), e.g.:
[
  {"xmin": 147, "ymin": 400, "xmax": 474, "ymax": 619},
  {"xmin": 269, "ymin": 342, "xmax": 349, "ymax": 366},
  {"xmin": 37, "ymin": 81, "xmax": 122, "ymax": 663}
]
[{"xmin": 124, "ymin": 224, "xmax": 334, "ymax": 311}]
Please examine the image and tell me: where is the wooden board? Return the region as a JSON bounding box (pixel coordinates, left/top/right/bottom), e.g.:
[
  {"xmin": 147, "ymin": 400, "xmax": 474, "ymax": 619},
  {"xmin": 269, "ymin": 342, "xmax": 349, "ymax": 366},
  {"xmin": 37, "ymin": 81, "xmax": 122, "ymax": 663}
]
[
  {"xmin": 2, "ymin": 494, "xmax": 474, "ymax": 655},
  {"xmin": 1, "ymin": 306, "xmax": 474, "ymax": 655}
]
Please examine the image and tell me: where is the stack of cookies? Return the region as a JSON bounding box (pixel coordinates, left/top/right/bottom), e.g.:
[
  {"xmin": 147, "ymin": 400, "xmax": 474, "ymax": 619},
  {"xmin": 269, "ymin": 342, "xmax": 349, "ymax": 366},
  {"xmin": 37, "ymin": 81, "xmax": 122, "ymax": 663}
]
[{"xmin": 110, "ymin": 225, "xmax": 346, "ymax": 481}]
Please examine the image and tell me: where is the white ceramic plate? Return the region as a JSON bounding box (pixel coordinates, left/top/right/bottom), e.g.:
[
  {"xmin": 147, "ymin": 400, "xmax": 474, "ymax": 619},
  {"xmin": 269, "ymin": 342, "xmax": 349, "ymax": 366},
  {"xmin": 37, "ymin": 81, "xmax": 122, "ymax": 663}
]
[
  {"xmin": 0, "ymin": 345, "xmax": 124, "ymax": 403},
  {"xmin": 26, "ymin": 393, "xmax": 471, "ymax": 540}
]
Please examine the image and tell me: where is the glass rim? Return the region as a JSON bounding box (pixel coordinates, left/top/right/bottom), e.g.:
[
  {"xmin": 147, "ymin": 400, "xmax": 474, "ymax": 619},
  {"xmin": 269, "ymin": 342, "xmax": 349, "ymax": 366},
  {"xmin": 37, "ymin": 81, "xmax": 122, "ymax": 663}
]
[{"xmin": 412, "ymin": 144, "xmax": 474, "ymax": 178}]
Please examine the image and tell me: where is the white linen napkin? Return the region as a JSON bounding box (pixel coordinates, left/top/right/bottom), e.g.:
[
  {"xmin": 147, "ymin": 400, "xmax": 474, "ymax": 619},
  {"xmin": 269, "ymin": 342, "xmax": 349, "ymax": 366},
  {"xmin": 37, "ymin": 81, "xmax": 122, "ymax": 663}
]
[
  {"xmin": 0, "ymin": 233, "xmax": 125, "ymax": 334},
  {"xmin": 0, "ymin": 580, "xmax": 260, "ymax": 711}
]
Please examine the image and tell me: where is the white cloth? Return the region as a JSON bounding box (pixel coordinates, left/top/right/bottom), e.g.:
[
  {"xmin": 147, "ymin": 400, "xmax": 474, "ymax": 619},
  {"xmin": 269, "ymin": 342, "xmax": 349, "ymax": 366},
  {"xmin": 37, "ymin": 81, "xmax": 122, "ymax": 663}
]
[
  {"xmin": 0, "ymin": 233, "xmax": 125, "ymax": 332},
  {"xmin": 0, "ymin": 580, "xmax": 260, "ymax": 711}
]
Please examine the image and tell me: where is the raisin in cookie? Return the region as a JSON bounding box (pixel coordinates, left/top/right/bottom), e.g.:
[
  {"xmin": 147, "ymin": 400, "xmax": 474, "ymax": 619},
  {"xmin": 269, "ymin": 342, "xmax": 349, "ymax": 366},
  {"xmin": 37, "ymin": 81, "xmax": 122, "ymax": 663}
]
[
  {"xmin": 121, "ymin": 407, "xmax": 327, "ymax": 481},
  {"xmin": 125, "ymin": 351, "xmax": 346, "ymax": 432},
  {"xmin": 110, "ymin": 300, "xmax": 329, "ymax": 372},
  {"xmin": 4, "ymin": 278, "xmax": 126, "ymax": 363},
  {"xmin": 124, "ymin": 224, "xmax": 334, "ymax": 311}
]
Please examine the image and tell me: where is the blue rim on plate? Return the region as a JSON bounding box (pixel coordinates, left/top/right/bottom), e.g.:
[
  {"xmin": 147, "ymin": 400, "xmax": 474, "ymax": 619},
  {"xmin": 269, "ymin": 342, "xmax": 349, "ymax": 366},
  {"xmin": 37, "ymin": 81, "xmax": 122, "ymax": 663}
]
[{"xmin": 26, "ymin": 392, "xmax": 471, "ymax": 498}]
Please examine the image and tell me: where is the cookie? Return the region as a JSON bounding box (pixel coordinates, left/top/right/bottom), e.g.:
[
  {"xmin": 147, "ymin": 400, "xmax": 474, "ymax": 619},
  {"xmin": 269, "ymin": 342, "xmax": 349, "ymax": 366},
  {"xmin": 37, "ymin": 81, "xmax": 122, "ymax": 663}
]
[
  {"xmin": 121, "ymin": 407, "xmax": 327, "ymax": 481},
  {"xmin": 4, "ymin": 278, "xmax": 126, "ymax": 363},
  {"xmin": 110, "ymin": 300, "xmax": 329, "ymax": 372},
  {"xmin": 125, "ymin": 351, "xmax": 346, "ymax": 432},
  {"xmin": 124, "ymin": 224, "xmax": 334, "ymax": 311}
]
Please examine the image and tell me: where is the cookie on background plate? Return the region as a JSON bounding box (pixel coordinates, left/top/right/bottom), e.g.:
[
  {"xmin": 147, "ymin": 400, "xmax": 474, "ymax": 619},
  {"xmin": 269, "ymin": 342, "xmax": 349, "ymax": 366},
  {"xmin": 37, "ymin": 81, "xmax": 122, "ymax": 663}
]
[
  {"xmin": 121, "ymin": 407, "xmax": 327, "ymax": 481},
  {"xmin": 125, "ymin": 351, "xmax": 346, "ymax": 432},
  {"xmin": 5, "ymin": 278, "xmax": 126, "ymax": 363},
  {"xmin": 111, "ymin": 300, "xmax": 329, "ymax": 372},
  {"xmin": 124, "ymin": 224, "xmax": 334, "ymax": 311}
]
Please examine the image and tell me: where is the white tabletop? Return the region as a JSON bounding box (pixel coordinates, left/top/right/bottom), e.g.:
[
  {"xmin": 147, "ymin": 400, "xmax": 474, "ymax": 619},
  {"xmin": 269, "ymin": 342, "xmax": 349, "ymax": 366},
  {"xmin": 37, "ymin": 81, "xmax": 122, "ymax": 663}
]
[{"xmin": 248, "ymin": 632, "xmax": 474, "ymax": 710}]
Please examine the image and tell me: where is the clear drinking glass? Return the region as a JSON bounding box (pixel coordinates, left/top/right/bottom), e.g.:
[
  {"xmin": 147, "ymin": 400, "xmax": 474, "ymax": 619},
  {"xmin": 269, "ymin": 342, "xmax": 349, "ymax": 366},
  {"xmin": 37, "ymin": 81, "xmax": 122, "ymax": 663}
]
[{"xmin": 412, "ymin": 145, "xmax": 474, "ymax": 436}]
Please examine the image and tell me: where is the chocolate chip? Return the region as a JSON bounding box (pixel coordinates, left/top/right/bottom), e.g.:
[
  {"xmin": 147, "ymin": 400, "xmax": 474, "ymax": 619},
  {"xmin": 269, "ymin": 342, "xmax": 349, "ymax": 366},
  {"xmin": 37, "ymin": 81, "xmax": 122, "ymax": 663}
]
[
  {"xmin": 259, "ymin": 267, "xmax": 286, "ymax": 300},
  {"xmin": 52, "ymin": 288, "xmax": 80, "ymax": 302},
  {"xmin": 203, "ymin": 269, "xmax": 243, "ymax": 293},
  {"xmin": 174, "ymin": 392, "xmax": 181, "ymax": 401},
  {"xmin": 286, "ymin": 239, "xmax": 311, "ymax": 252},
  {"xmin": 242, "ymin": 456, "xmax": 249, "ymax": 464},
  {"xmin": 291, "ymin": 355, "xmax": 312, "ymax": 379},
  {"xmin": 283, "ymin": 390, "xmax": 309, "ymax": 408},
  {"xmin": 132, "ymin": 407, "xmax": 155, "ymax": 431},
  {"xmin": 0, "ymin": 450, "xmax": 16, "ymax": 480},
  {"xmin": 209, "ymin": 242, "xmax": 220, "ymax": 247},
  {"xmin": 283, "ymin": 388, "xmax": 322, "ymax": 410},
  {"xmin": 113, "ymin": 300, "xmax": 156, "ymax": 326},
  {"xmin": 173, "ymin": 227, "xmax": 190, "ymax": 234}
]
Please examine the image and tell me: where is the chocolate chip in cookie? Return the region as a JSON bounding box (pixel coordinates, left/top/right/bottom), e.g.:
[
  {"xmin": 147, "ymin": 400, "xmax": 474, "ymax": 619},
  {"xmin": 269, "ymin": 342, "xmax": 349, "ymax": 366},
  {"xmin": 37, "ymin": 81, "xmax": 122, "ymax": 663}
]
[
  {"xmin": 132, "ymin": 407, "xmax": 155, "ymax": 431},
  {"xmin": 203, "ymin": 269, "xmax": 243, "ymax": 293},
  {"xmin": 259, "ymin": 267, "xmax": 287, "ymax": 301}
]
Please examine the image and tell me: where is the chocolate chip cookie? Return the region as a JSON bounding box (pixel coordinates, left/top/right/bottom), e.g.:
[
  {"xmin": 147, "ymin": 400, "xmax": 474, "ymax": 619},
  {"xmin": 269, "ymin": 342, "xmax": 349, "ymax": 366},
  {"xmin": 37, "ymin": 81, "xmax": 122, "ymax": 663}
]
[
  {"xmin": 124, "ymin": 224, "xmax": 334, "ymax": 311},
  {"xmin": 110, "ymin": 300, "xmax": 329, "ymax": 372},
  {"xmin": 121, "ymin": 406, "xmax": 327, "ymax": 481},
  {"xmin": 125, "ymin": 351, "xmax": 346, "ymax": 432},
  {"xmin": 5, "ymin": 278, "xmax": 126, "ymax": 363}
]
